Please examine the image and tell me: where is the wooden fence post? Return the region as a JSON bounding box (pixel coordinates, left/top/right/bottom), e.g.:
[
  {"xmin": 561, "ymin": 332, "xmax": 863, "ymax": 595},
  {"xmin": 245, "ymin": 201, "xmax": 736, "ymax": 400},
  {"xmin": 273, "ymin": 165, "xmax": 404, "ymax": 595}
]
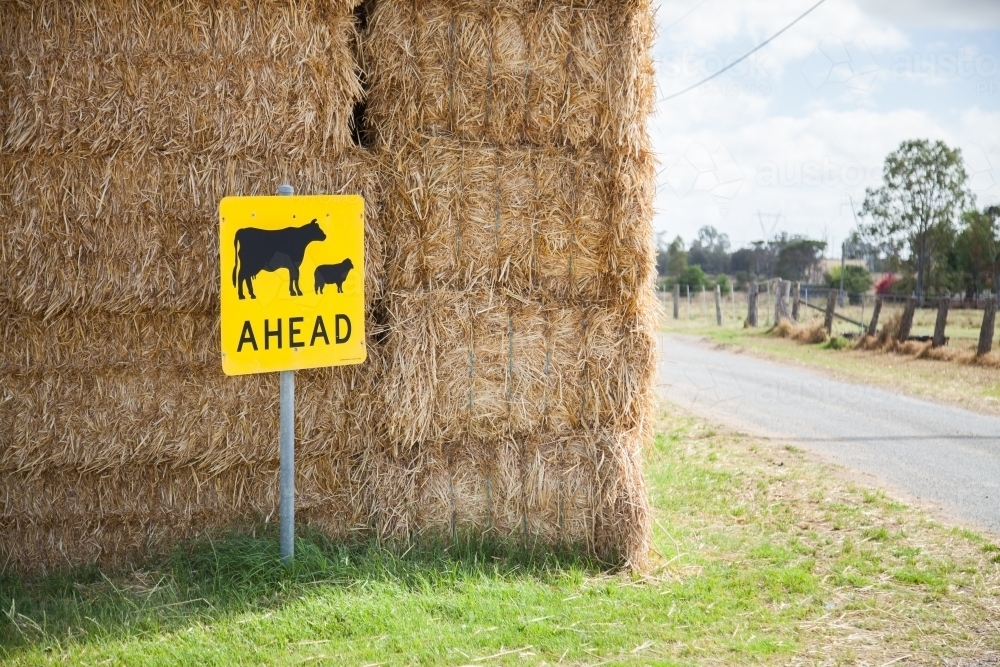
[
  {"xmin": 774, "ymin": 279, "xmax": 791, "ymax": 324},
  {"xmin": 824, "ymin": 289, "xmax": 837, "ymax": 334},
  {"xmin": 791, "ymin": 281, "xmax": 801, "ymax": 321},
  {"xmin": 977, "ymin": 298, "xmax": 997, "ymax": 356},
  {"xmin": 672, "ymin": 284, "xmax": 679, "ymax": 319},
  {"xmin": 898, "ymin": 296, "xmax": 917, "ymax": 342},
  {"xmin": 932, "ymin": 297, "xmax": 949, "ymax": 348},
  {"xmin": 765, "ymin": 280, "xmax": 772, "ymax": 326},
  {"xmin": 714, "ymin": 285, "xmax": 722, "ymax": 325},
  {"xmin": 747, "ymin": 282, "xmax": 758, "ymax": 327},
  {"xmin": 867, "ymin": 296, "xmax": 882, "ymax": 336}
]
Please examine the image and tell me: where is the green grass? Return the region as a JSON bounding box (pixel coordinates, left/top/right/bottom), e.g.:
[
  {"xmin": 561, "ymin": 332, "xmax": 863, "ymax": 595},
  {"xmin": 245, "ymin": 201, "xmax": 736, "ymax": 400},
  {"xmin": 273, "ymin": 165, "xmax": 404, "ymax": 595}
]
[{"xmin": 3, "ymin": 414, "xmax": 999, "ymax": 665}]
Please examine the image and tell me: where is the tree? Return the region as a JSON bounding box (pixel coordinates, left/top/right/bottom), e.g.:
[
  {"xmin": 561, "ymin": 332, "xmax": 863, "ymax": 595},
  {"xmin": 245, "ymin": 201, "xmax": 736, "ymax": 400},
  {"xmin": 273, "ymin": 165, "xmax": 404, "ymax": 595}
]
[
  {"xmin": 674, "ymin": 264, "xmax": 710, "ymax": 290},
  {"xmin": 954, "ymin": 205, "xmax": 1000, "ymax": 297},
  {"xmin": 730, "ymin": 247, "xmax": 755, "ymax": 275},
  {"xmin": 776, "ymin": 238, "xmax": 826, "ymax": 281},
  {"xmin": 668, "ymin": 236, "xmax": 688, "ymax": 275},
  {"xmin": 826, "ymin": 265, "xmax": 873, "ymax": 304},
  {"xmin": 687, "ymin": 226, "xmax": 730, "ymax": 274},
  {"xmin": 860, "ymin": 139, "xmax": 972, "ymax": 305}
]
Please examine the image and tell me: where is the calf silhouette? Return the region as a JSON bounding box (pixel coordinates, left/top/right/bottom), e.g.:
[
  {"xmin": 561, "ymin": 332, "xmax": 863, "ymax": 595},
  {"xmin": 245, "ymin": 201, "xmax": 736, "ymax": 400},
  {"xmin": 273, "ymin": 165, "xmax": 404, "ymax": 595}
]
[
  {"xmin": 233, "ymin": 219, "xmax": 326, "ymax": 299},
  {"xmin": 314, "ymin": 258, "xmax": 355, "ymax": 294}
]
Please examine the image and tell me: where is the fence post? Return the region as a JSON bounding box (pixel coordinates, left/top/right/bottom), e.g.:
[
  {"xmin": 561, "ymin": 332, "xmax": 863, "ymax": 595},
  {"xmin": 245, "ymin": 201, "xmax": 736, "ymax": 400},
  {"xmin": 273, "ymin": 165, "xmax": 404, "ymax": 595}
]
[
  {"xmin": 977, "ymin": 297, "xmax": 997, "ymax": 356},
  {"xmin": 672, "ymin": 284, "xmax": 679, "ymax": 319},
  {"xmin": 765, "ymin": 280, "xmax": 772, "ymax": 326},
  {"xmin": 824, "ymin": 289, "xmax": 837, "ymax": 335},
  {"xmin": 860, "ymin": 295, "xmax": 865, "ymax": 335},
  {"xmin": 867, "ymin": 296, "xmax": 882, "ymax": 336},
  {"xmin": 774, "ymin": 279, "xmax": 791, "ymax": 324},
  {"xmin": 898, "ymin": 296, "xmax": 917, "ymax": 342},
  {"xmin": 791, "ymin": 281, "xmax": 801, "ymax": 321},
  {"xmin": 747, "ymin": 282, "xmax": 758, "ymax": 327},
  {"xmin": 686, "ymin": 284, "xmax": 691, "ymax": 320},
  {"xmin": 932, "ymin": 297, "xmax": 949, "ymax": 348},
  {"xmin": 714, "ymin": 284, "xmax": 722, "ymax": 326}
]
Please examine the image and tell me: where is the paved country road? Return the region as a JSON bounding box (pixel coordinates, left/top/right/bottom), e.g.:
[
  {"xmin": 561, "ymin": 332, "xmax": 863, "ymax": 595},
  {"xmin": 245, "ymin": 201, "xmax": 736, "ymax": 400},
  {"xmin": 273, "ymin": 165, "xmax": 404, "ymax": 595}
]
[{"xmin": 658, "ymin": 333, "xmax": 1000, "ymax": 535}]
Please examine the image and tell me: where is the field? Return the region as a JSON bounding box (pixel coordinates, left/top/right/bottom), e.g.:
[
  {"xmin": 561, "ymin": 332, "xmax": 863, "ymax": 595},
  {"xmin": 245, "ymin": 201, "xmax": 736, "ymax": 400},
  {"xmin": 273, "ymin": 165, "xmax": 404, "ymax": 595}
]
[
  {"xmin": 662, "ymin": 291, "xmax": 1000, "ymax": 415},
  {"xmin": 3, "ymin": 411, "xmax": 1000, "ymax": 665},
  {"xmin": 664, "ymin": 289, "xmax": 992, "ymax": 342}
]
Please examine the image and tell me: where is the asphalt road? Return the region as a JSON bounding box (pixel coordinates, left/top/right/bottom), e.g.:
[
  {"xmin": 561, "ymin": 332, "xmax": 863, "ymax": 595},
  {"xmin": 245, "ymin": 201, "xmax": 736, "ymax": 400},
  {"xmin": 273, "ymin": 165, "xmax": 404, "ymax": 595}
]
[{"xmin": 658, "ymin": 333, "xmax": 1000, "ymax": 535}]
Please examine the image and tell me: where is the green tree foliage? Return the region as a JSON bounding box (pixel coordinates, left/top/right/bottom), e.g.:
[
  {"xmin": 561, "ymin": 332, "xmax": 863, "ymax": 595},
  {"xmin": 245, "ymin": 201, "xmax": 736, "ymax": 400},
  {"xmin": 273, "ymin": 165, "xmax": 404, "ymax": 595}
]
[
  {"xmin": 672, "ymin": 264, "xmax": 711, "ymax": 290},
  {"xmin": 827, "ymin": 265, "xmax": 874, "ymax": 301},
  {"xmin": 667, "ymin": 236, "xmax": 688, "ymax": 275},
  {"xmin": 656, "ymin": 235, "xmax": 688, "ymax": 280},
  {"xmin": 687, "ymin": 226, "xmax": 730, "ymax": 274},
  {"xmin": 730, "ymin": 247, "xmax": 755, "ymax": 275},
  {"xmin": 860, "ymin": 139, "xmax": 973, "ymax": 304},
  {"xmin": 954, "ymin": 205, "xmax": 1000, "ymax": 297},
  {"xmin": 776, "ymin": 239, "xmax": 826, "ymax": 281}
]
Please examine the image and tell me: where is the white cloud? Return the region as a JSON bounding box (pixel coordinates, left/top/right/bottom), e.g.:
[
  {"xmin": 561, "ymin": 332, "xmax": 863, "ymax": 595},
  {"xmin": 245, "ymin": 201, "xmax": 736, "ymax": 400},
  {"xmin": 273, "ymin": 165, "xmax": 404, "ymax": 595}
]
[
  {"xmin": 651, "ymin": 0, "xmax": 1000, "ymax": 255},
  {"xmin": 862, "ymin": 0, "xmax": 1000, "ymax": 30}
]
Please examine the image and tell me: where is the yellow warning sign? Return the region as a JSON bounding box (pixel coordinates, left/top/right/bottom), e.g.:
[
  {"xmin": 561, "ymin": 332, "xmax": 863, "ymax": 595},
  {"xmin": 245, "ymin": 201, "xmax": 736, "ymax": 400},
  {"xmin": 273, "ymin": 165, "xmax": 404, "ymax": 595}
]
[{"xmin": 219, "ymin": 195, "xmax": 366, "ymax": 376}]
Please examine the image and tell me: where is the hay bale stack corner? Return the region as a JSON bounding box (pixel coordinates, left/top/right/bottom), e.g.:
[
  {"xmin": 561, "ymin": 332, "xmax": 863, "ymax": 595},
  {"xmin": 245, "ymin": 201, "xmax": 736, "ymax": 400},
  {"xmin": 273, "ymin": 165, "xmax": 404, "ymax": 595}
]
[{"xmin": 0, "ymin": 0, "xmax": 657, "ymax": 572}]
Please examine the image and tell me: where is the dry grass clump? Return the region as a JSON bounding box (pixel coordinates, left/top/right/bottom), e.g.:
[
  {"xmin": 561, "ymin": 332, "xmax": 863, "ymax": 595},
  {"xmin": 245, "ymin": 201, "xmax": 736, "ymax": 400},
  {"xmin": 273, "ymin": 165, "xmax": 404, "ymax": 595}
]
[
  {"xmin": 769, "ymin": 319, "xmax": 794, "ymax": 338},
  {"xmin": 768, "ymin": 319, "xmax": 828, "ymax": 344},
  {"xmin": 795, "ymin": 321, "xmax": 829, "ymax": 344},
  {"xmin": 2, "ymin": 0, "xmax": 657, "ymax": 573},
  {"xmin": 854, "ymin": 313, "xmax": 1000, "ymax": 367}
]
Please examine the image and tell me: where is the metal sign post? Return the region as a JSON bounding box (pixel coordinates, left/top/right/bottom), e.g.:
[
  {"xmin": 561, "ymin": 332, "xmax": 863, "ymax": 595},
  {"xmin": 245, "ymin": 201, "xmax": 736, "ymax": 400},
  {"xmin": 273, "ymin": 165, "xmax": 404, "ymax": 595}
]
[
  {"xmin": 218, "ymin": 185, "xmax": 367, "ymax": 567},
  {"xmin": 277, "ymin": 183, "xmax": 295, "ymax": 565}
]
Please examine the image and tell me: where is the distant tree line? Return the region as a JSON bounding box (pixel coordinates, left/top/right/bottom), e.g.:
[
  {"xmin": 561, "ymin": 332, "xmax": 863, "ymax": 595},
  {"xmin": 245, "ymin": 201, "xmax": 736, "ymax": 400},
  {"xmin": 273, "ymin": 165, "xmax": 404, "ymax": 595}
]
[
  {"xmin": 656, "ymin": 227, "xmax": 827, "ymax": 291},
  {"xmin": 657, "ymin": 139, "xmax": 1000, "ymax": 304}
]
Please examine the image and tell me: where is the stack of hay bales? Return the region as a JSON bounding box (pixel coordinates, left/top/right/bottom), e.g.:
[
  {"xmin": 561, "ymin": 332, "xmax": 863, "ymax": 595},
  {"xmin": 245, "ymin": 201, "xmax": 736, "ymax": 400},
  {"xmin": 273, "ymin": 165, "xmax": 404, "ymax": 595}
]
[
  {"xmin": 1, "ymin": 0, "xmax": 656, "ymax": 572},
  {"xmin": 0, "ymin": 0, "xmax": 384, "ymax": 568},
  {"xmin": 362, "ymin": 0, "xmax": 656, "ymax": 564}
]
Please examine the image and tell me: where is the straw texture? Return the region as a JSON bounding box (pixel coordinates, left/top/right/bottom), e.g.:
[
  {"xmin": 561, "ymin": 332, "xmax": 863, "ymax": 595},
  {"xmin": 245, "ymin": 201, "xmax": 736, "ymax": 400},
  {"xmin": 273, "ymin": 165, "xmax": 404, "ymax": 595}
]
[{"xmin": 1, "ymin": 0, "xmax": 656, "ymax": 573}]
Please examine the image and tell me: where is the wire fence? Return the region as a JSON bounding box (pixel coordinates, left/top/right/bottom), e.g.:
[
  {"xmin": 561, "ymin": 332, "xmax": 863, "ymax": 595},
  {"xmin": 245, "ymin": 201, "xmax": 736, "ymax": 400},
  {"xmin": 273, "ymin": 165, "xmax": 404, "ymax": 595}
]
[{"xmin": 658, "ymin": 281, "xmax": 999, "ymax": 349}]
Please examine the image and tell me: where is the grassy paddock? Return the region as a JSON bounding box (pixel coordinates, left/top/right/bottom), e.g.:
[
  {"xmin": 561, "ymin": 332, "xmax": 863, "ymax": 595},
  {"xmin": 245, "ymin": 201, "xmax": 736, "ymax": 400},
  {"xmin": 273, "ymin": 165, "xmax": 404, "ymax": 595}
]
[{"xmin": 3, "ymin": 413, "xmax": 1000, "ymax": 665}]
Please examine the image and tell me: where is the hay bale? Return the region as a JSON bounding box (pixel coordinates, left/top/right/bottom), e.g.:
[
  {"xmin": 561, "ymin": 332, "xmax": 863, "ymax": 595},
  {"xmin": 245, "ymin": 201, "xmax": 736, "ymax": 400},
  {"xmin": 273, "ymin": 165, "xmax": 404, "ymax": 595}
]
[
  {"xmin": 0, "ymin": 151, "xmax": 386, "ymax": 316},
  {"xmin": 379, "ymin": 290, "xmax": 653, "ymax": 448},
  {"xmin": 0, "ymin": 352, "xmax": 384, "ymax": 473},
  {"xmin": 1, "ymin": 0, "xmax": 361, "ymax": 157},
  {"xmin": 2, "ymin": 0, "xmax": 657, "ymax": 573},
  {"xmin": 1, "ymin": 460, "xmax": 370, "ymax": 567},
  {"xmin": 381, "ymin": 140, "xmax": 618, "ymax": 299},
  {"xmin": 380, "ymin": 138, "xmax": 656, "ymax": 305},
  {"xmin": 362, "ymin": 0, "xmax": 652, "ymax": 153}
]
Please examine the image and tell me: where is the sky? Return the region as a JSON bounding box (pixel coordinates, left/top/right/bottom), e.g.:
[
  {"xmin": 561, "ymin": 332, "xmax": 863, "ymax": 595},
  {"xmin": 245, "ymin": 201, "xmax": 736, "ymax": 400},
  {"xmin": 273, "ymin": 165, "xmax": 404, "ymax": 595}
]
[{"xmin": 650, "ymin": 0, "xmax": 1000, "ymax": 257}]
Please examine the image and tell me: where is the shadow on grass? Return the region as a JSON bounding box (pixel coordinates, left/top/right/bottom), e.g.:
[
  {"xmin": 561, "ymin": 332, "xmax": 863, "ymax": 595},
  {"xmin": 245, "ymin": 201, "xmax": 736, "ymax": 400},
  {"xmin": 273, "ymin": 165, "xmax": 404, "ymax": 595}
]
[{"xmin": 0, "ymin": 527, "xmax": 600, "ymax": 656}]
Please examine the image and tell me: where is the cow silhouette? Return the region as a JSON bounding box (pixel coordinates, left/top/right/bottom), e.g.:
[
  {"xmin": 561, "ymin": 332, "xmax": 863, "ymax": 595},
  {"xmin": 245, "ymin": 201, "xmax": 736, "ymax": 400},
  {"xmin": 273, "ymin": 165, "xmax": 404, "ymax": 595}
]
[
  {"xmin": 314, "ymin": 259, "xmax": 355, "ymax": 294},
  {"xmin": 232, "ymin": 219, "xmax": 326, "ymax": 299}
]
